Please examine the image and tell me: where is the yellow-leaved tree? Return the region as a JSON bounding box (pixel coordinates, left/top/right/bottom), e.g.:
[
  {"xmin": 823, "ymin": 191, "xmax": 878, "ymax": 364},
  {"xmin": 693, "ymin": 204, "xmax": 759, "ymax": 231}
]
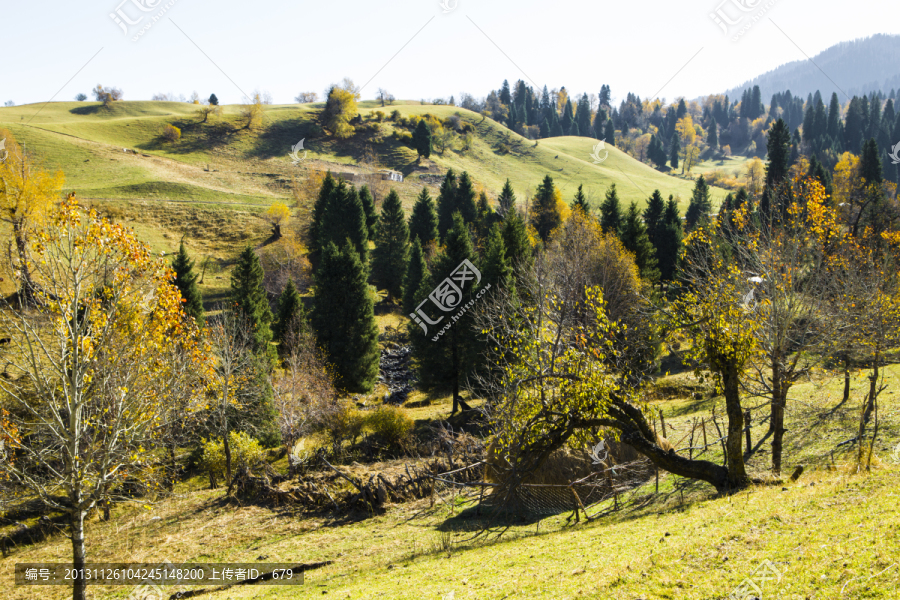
[
  {"xmin": 322, "ymin": 79, "xmax": 360, "ymax": 139},
  {"xmin": 0, "ymin": 197, "xmax": 208, "ymax": 600},
  {"xmin": 0, "ymin": 131, "xmax": 65, "ymax": 303}
]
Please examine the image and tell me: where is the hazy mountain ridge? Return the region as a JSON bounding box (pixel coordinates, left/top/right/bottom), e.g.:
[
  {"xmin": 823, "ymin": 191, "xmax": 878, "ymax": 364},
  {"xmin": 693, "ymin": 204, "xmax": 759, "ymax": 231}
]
[{"xmin": 723, "ymin": 34, "xmax": 900, "ymax": 101}]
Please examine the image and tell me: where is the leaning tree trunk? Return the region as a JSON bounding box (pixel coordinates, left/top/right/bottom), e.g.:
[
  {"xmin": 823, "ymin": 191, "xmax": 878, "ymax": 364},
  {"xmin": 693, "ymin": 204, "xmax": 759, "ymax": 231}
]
[
  {"xmin": 70, "ymin": 509, "xmax": 87, "ymax": 600},
  {"xmin": 843, "ymin": 355, "xmax": 852, "ymax": 405},
  {"xmin": 863, "ymin": 349, "xmax": 879, "ymax": 424}
]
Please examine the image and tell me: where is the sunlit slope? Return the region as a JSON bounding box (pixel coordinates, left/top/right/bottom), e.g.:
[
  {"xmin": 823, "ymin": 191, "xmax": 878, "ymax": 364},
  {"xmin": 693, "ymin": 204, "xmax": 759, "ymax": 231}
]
[{"xmin": 0, "ymin": 101, "xmax": 729, "ymax": 209}]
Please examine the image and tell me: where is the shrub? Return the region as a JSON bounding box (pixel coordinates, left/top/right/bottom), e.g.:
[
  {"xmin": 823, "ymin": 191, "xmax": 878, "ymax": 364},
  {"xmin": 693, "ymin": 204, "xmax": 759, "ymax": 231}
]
[
  {"xmin": 200, "ymin": 431, "xmax": 266, "ymax": 482},
  {"xmin": 366, "ymin": 405, "xmax": 413, "ymax": 448},
  {"xmin": 373, "ymin": 111, "xmax": 385, "ymax": 122},
  {"xmin": 392, "ymin": 130, "xmax": 413, "ymax": 144},
  {"xmin": 163, "ymin": 124, "xmax": 181, "ymax": 143},
  {"xmin": 389, "ymin": 109, "xmax": 401, "ymax": 121},
  {"xmin": 314, "ymin": 400, "xmax": 366, "ymax": 450}
]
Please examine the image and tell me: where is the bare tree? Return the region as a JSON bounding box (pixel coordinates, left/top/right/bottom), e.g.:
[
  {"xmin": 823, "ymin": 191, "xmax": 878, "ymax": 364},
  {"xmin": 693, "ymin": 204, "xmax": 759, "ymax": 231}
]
[
  {"xmin": 205, "ymin": 308, "xmax": 260, "ymax": 493},
  {"xmin": 377, "ymin": 88, "xmax": 395, "ymax": 107},
  {"xmin": 272, "ymin": 319, "xmax": 336, "ymax": 473},
  {"xmin": 0, "ymin": 201, "xmax": 204, "ymax": 600},
  {"xmin": 295, "ymin": 92, "xmax": 319, "ymax": 104}
]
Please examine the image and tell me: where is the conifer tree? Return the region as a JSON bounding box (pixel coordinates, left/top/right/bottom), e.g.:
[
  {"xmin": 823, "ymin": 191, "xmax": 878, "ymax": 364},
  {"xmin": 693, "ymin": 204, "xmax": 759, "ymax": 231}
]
[
  {"xmin": 599, "ymin": 184, "xmax": 623, "ymax": 236},
  {"xmin": 670, "ymin": 134, "xmax": 680, "ymax": 169},
  {"xmin": 860, "ymin": 138, "xmax": 883, "ymax": 184},
  {"xmin": 319, "ymin": 180, "xmax": 369, "ymax": 265},
  {"xmin": 312, "ymin": 241, "xmax": 379, "ymax": 392},
  {"xmin": 481, "ymin": 223, "xmax": 512, "ymax": 293},
  {"xmin": 455, "ymin": 171, "xmax": 479, "ymax": 224},
  {"xmin": 231, "ymin": 246, "xmax": 274, "ymax": 356},
  {"xmin": 372, "ymin": 189, "xmax": 410, "ymax": 301},
  {"xmin": 171, "ymin": 241, "xmax": 204, "ymax": 324},
  {"xmin": 273, "ymin": 279, "xmax": 306, "ymax": 351},
  {"xmin": 529, "ymin": 175, "xmax": 562, "ymax": 241},
  {"xmin": 408, "ymin": 187, "xmax": 439, "ymax": 247},
  {"xmin": 502, "ymin": 207, "xmax": 532, "ymax": 272},
  {"xmin": 310, "ymin": 172, "xmax": 337, "ymax": 253},
  {"xmin": 575, "ymin": 94, "xmax": 593, "ymax": 137},
  {"xmin": 643, "ymin": 189, "xmax": 666, "ymax": 250},
  {"xmin": 497, "ymin": 178, "xmax": 517, "ymax": 216},
  {"xmin": 604, "ymin": 119, "xmax": 615, "ymax": 146},
  {"xmin": 562, "ymin": 99, "xmax": 575, "ymax": 134},
  {"xmin": 436, "ymin": 169, "xmax": 458, "ymax": 239},
  {"xmin": 593, "ymin": 111, "xmax": 607, "ymax": 140},
  {"xmin": 410, "ymin": 213, "xmax": 477, "ymax": 413},
  {"xmin": 570, "ymin": 122, "xmax": 580, "ymax": 136},
  {"xmin": 413, "ymin": 120, "xmax": 432, "ymax": 159},
  {"xmin": 658, "ymin": 196, "xmax": 683, "ymax": 282},
  {"xmin": 571, "ymin": 184, "xmax": 590, "ymax": 214},
  {"xmin": 475, "ymin": 191, "xmax": 497, "ymax": 242},
  {"xmin": 508, "ymin": 103, "xmax": 518, "ymax": 129},
  {"xmin": 550, "ymin": 111, "xmax": 563, "ymax": 137},
  {"xmin": 540, "ymin": 118, "xmax": 550, "ymax": 138},
  {"xmin": 500, "ymin": 79, "xmax": 511, "ymax": 105},
  {"xmin": 620, "ymin": 202, "xmax": 659, "ymax": 281},
  {"xmin": 685, "ymin": 175, "xmax": 712, "ymax": 230},
  {"xmin": 403, "ymin": 238, "xmax": 428, "ymax": 316},
  {"xmin": 358, "ymin": 185, "xmax": 378, "ymax": 239}
]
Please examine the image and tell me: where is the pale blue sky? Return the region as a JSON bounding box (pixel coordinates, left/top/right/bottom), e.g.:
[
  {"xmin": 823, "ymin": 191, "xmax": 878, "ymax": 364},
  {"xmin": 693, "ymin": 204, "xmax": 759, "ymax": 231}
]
[{"xmin": 0, "ymin": 0, "xmax": 896, "ymax": 107}]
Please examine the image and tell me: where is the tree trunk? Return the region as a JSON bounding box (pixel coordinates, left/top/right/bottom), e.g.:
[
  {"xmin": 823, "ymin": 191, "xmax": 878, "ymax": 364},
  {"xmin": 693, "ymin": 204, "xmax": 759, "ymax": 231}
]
[
  {"xmin": 843, "ymin": 355, "xmax": 852, "ymax": 405},
  {"xmin": 167, "ymin": 439, "xmax": 178, "ymax": 491},
  {"xmin": 224, "ymin": 429, "xmax": 234, "ymax": 494},
  {"xmin": 271, "ymin": 223, "xmax": 282, "ymax": 240},
  {"xmin": 12, "ymin": 221, "xmax": 35, "ymax": 305},
  {"xmin": 722, "ymin": 362, "xmax": 749, "ymax": 488},
  {"xmin": 864, "ymin": 351, "xmax": 879, "ymax": 424},
  {"xmin": 70, "ymin": 510, "xmax": 87, "ymax": 600}
]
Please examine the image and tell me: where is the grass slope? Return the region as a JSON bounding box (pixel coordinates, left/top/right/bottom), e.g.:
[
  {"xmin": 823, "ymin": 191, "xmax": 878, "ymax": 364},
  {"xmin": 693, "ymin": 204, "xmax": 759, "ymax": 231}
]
[
  {"xmin": 1, "ymin": 101, "xmax": 730, "ymax": 211},
  {"xmin": 2, "ymin": 364, "xmax": 898, "ymax": 599}
]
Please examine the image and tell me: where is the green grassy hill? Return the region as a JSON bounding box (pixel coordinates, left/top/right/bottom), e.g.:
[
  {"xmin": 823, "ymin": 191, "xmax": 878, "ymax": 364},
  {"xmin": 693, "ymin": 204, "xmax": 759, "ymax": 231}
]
[
  {"xmin": 1, "ymin": 100, "xmax": 729, "ymax": 210},
  {"xmin": 0, "ymin": 100, "xmax": 730, "ymax": 306}
]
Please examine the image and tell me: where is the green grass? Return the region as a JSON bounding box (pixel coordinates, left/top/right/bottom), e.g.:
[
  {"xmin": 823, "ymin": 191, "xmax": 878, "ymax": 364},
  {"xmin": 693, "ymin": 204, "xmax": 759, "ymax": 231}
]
[
  {"xmin": 2, "ymin": 364, "xmax": 898, "ymax": 599},
  {"xmin": 1, "ymin": 101, "xmax": 731, "ymax": 212}
]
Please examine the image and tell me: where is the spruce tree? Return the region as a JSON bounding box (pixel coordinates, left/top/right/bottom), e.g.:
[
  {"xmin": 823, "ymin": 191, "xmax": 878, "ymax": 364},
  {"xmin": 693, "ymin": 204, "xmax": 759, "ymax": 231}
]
[
  {"xmin": 685, "ymin": 175, "xmax": 712, "ymax": 230},
  {"xmin": 481, "ymin": 223, "xmax": 512, "ymax": 293},
  {"xmin": 475, "ymin": 191, "xmax": 497, "ymax": 242},
  {"xmin": 570, "ymin": 122, "xmax": 580, "ymax": 136},
  {"xmin": 576, "ymin": 94, "xmax": 593, "ymax": 137},
  {"xmin": 529, "ymin": 175, "xmax": 562, "ymax": 241},
  {"xmin": 620, "ymin": 202, "xmax": 659, "ymax": 281},
  {"xmin": 669, "ymin": 134, "xmax": 680, "ymax": 170},
  {"xmin": 599, "ymin": 184, "xmax": 623, "ymax": 236},
  {"xmin": 310, "ymin": 172, "xmax": 337, "ymax": 253},
  {"xmin": 455, "ymin": 171, "xmax": 479, "ymax": 224},
  {"xmin": 860, "ymin": 138, "xmax": 883, "ymax": 184},
  {"xmin": 273, "ymin": 279, "xmax": 306, "ymax": 351},
  {"xmin": 319, "ymin": 180, "xmax": 369, "ymax": 265},
  {"xmin": 312, "ymin": 241, "xmax": 379, "ymax": 393},
  {"xmin": 604, "ymin": 119, "xmax": 615, "ymax": 146},
  {"xmin": 358, "ymin": 185, "xmax": 378, "ymax": 239},
  {"xmin": 593, "ymin": 111, "xmax": 607, "ymax": 140},
  {"xmin": 642, "ymin": 189, "xmax": 666, "ymax": 250},
  {"xmin": 502, "ymin": 207, "xmax": 532, "ymax": 272},
  {"xmin": 413, "ymin": 120, "xmax": 432, "ymax": 159},
  {"xmin": 408, "ymin": 187, "xmax": 439, "ymax": 247},
  {"xmin": 436, "ymin": 169, "xmax": 458, "ymax": 239},
  {"xmin": 403, "ymin": 238, "xmax": 428, "ymax": 316},
  {"xmin": 507, "ymin": 103, "xmax": 518, "ymax": 130},
  {"xmin": 372, "ymin": 189, "xmax": 410, "ymax": 301},
  {"xmin": 500, "ymin": 79, "xmax": 511, "ymax": 105},
  {"xmin": 410, "ymin": 213, "xmax": 477, "ymax": 413},
  {"xmin": 497, "ymin": 178, "xmax": 517, "ymax": 216},
  {"xmin": 571, "ymin": 184, "xmax": 590, "ymax": 214},
  {"xmin": 550, "ymin": 111, "xmax": 563, "ymax": 137},
  {"xmin": 658, "ymin": 197, "xmax": 683, "ymax": 282},
  {"xmin": 540, "ymin": 118, "xmax": 550, "ymax": 138},
  {"xmin": 562, "ymin": 99, "xmax": 575, "ymax": 134},
  {"xmin": 231, "ymin": 246, "xmax": 274, "ymax": 356},
  {"xmin": 171, "ymin": 241, "xmax": 204, "ymax": 324}
]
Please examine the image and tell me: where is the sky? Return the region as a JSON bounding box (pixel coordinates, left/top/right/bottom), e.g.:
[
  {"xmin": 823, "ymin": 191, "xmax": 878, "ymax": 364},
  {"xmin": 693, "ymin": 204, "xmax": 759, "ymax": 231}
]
[{"xmin": 0, "ymin": 0, "xmax": 897, "ymax": 108}]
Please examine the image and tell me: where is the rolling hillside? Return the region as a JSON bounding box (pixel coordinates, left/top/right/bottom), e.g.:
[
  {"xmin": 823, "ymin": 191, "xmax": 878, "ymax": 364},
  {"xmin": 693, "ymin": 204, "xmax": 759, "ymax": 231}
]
[{"xmin": 0, "ymin": 100, "xmax": 728, "ymax": 211}]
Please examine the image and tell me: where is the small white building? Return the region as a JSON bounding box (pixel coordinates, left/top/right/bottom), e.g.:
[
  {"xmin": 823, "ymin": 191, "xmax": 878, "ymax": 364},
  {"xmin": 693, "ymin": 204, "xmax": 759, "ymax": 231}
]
[{"xmin": 380, "ymin": 169, "xmax": 403, "ymax": 182}]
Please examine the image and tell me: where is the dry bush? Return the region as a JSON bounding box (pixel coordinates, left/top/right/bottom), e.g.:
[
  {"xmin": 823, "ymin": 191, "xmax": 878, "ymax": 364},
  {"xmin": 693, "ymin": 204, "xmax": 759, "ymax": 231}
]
[
  {"xmin": 256, "ymin": 236, "xmax": 312, "ymax": 296},
  {"xmin": 365, "ymin": 406, "xmax": 413, "ymax": 449}
]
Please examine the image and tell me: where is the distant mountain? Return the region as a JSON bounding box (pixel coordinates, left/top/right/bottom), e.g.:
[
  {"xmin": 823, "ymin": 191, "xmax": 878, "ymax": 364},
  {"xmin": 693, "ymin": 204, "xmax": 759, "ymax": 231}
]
[{"xmin": 723, "ymin": 34, "xmax": 900, "ymax": 102}]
